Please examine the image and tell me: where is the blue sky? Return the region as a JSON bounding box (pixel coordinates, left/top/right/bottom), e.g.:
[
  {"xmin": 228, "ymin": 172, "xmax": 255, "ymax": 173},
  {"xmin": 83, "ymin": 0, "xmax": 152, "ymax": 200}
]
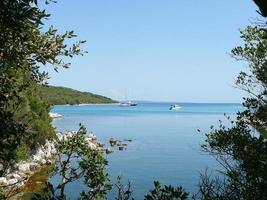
[{"xmin": 42, "ymin": 0, "xmax": 259, "ymax": 103}]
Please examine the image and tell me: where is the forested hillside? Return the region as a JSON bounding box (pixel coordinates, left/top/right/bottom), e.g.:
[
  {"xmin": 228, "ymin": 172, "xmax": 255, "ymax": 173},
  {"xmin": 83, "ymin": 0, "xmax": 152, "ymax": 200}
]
[{"xmin": 38, "ymin": 85, "xmax": 117, "ymax": 105}]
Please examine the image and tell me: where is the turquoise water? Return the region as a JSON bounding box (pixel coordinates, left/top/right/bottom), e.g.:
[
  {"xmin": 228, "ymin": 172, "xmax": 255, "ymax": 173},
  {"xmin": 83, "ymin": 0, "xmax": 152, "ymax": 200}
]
[{"xmin": 51, "ymin": 102, "xmax": 242, "ymax": 199}]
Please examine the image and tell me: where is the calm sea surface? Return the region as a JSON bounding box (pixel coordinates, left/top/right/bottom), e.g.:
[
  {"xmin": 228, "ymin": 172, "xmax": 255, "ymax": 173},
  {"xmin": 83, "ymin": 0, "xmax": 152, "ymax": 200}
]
[{"xmin": 51, "ymin": 102, "xmax": 242, "ymax": 199}]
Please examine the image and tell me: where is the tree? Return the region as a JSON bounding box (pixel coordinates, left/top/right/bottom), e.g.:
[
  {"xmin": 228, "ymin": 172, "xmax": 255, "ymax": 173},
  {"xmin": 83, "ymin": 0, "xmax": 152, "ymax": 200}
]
[
  {"xmin": 55, "ymin": 125, "xmax": 111, "ymax": 200},
  {"xmin": 195, "ymin": 15, "xmax": 267, "ymax": 200},
  {"xmin": 0, "ymin": 0, "xmax": 85, "ymax": 173},
  {"xmin": 31, "ymin": 125, "xmax": 111, "ymax": 200},
  {"xmin": 144, "ymin": 181, "xmax": 189, "ymax": 200},
  {"xmin": 253, "ymin": 0, "xmax": 267, "ymax": 17}
]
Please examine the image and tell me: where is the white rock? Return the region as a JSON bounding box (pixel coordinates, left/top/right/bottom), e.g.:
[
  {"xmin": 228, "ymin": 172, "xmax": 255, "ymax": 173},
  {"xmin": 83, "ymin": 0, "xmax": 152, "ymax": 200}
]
[
  {"xmin": 33, "ymin": 148, "xmax": 45, "ymax": 161},
  {"xmin": 50, "ymin": 143, "xmax": 57, "ymax": 155},
  {"xmin": 88, "ymin": 133, "xmax": 96, "ymax": 140},
  {"xmin": 0, "ymin": 177, "xmax": 7, "ymax": 185},
  {"xmin": 5, "ymin": 168, "xmax": 11, "ymax": 174},
  {"xmin": 18, "ymin": 172, "xmax": 27, "ymax": 179},
  {"xmin": 18, "ymin": 163, "xmax": 30, "ymax": 172},
  {"xmin": 6, "ymin": 173, "xmax": 21, "ymax": 180},
  {"xmin": 12, "ymin": 173, "xmax": 22, "ymax": 181},
  {"xmin": 44, "ymin": 147, "xmax": 52, "ymax": 158},
  {"xmin": 87, "ymin": 142, "xmax": 97, "ymax": 149},
  {"xmin": 6, "ymin": 174, "xmax": 13, "ymax": 179},
  {"xmin": 16, "ymin": 181, "xmax": 25, "ymax": 188},
  {"xmin": 32, "ymin": 154, "xmax": 42, "ymax": 161},
  {"xmin": 57, "ymin": 133, "xmax": 63, "ymax": 141},
  {"xmin": 0, "ymin": 163, "xmax": 3, "ymax": 171},
  {"xmin": 46, "ymin": 159, "xmax": 52, "ymax": 165},
  {"xmin": 65, "ymin": 132, "xmax": 73, "ymax": 138},
  {"xmin": 29, "ymin": 163, "xmax": 39, "ymax": 170},
  {"xmin": 40, "ymin": 159, "xmax": 46, "ymax": 165},
  {"xmin": 85, "ymin": 137, "xmax": 92, "ymax": 143},
  {"xmin": 106, "ymin": 148, "xmax": 113, "ymax": 154},
  {"xmin": 7, "ymin": 178, "xmax": 17, "ymax": 185}
]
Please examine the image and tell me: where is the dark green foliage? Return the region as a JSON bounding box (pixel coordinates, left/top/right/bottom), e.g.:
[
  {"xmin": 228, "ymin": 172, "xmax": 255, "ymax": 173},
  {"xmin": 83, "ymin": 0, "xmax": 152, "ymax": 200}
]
[
  {"xmin": 231, "ymin": 26, "xmax": 267, "ymax": 137},
  {"xmin": 196, "ymin": 17, "xmax": 267, "ymax": 200},
  {"xmin": 0, "ymin": 0, "xmax": 84, "ymax": 174},
  {"xmin": 54, "ymin": 125, "xmax": 111, "ymax": 200},
  {"xmin": 15, "ymin": 86, "xmax": 55, "ymax": 148},
  {"xmin": 14, "ymin": 142, "xmax": 28, "ymax": 161},
  {"xmin": 115, "ymin": 175, "xmax": 134, "ymax": 200},
  {"xmin": 38, "ymin": 85, "xmax": 117, "ymax": 105},
  {"xmin": 0, "ymin": 188, "xmax": 5, "ymax": 200},
  {"xmin": 0, "ymin": 110, "xmax": 25, "ymax": 174},
  {"xmin": 80, "ymin": 150, "xmax": 112, "ymax": 199},
  {"xmin": 144, "ymin": 181, "xmax": 189, "ymax": 200},
  {"xmin": 253, "ymin": 0, "xmax": 267, "ymax": 17}
]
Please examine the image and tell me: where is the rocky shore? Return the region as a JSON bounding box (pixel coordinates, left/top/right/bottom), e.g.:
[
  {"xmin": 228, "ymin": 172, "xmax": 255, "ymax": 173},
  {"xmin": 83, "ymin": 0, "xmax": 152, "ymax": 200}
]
[
  {"xmin": 0, "ymin": 139, "xmax": 57, "ymax": 197},
  {"xmin": 0, "ymin": 131, "xmax": 102, "ymax": 198}
]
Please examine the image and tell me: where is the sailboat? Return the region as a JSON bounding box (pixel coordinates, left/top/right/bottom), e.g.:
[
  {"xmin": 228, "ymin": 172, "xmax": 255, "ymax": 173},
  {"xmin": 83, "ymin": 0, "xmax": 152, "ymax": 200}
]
[{"xmin": 119, "ymin": 100, "xmax": 138, "ymax": 107}]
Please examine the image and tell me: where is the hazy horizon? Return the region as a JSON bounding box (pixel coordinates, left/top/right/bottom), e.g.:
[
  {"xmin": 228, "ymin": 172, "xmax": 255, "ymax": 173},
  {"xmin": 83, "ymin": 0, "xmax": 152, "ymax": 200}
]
[{"xmin": 48, "ymin": 84, "xmax": 242, "ymax": 104}]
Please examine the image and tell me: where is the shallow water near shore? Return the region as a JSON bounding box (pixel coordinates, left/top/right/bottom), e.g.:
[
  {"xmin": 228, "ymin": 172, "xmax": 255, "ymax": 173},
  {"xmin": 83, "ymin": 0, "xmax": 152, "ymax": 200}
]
[{"xmin": 51, "ymin": 102, "xmax": 242, "ymax": 199}]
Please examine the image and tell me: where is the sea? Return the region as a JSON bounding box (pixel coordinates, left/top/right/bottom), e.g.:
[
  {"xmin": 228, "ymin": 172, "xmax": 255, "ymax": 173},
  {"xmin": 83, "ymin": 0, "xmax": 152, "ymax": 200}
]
[{"xmin": 50, "ymin": 102, "xmax": 243, "ymax": 199}]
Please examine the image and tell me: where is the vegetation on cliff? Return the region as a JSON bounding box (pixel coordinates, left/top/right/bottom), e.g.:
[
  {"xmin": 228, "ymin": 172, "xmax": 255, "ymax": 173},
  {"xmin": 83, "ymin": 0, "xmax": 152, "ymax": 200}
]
[{"xmin": 37, "ymin": 85, "xmax": 117, "ymax": 105}]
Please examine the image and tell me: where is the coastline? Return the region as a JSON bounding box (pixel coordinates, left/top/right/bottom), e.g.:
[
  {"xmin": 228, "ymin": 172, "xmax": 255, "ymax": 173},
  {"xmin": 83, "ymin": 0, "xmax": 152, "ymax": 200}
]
[
  {"xmin": 0, "ymin": 130, "xmax": 105, "ymax": 199},
  {"xmin": 51, "ymin": 102, "xmax": 120, "ymax": 106},
  {"xmin": 0, "ymin": 139, "xmax": 57, "ymax": 198}
]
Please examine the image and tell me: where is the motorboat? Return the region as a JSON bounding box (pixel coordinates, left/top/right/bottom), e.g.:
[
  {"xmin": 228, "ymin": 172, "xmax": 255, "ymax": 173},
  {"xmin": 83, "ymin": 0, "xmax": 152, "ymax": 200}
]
[{"xmin": 169, "ymin": 104, "xmax": 181, "ymax": 111}]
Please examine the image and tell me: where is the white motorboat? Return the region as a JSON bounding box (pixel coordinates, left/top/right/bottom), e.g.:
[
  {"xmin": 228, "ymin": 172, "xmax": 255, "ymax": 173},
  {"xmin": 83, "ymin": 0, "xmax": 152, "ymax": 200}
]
[{"xmin": 169, "ymin": 104, "xmax": 181, "ymax": 111}]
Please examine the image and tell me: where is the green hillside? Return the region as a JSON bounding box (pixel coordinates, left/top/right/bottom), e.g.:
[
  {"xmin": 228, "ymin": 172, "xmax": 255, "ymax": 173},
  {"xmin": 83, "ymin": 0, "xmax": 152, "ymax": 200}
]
[{"xmin": 37, "ymin": 85, "xmax": 117, "ymax": 105}]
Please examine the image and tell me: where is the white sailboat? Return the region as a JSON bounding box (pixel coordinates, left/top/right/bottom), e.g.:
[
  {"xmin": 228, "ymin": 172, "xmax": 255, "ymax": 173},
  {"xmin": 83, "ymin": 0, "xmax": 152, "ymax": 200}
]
[{"xmin": 119, "ymin": 90, "xmax": 138, "ymax": 107}]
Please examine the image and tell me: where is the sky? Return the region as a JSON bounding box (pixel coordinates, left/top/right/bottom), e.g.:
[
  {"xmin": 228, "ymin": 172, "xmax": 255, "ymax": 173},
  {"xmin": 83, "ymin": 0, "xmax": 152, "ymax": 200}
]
[{"xmin": 41, "ymin": 0, "xmax": 259, "ymax": 103}]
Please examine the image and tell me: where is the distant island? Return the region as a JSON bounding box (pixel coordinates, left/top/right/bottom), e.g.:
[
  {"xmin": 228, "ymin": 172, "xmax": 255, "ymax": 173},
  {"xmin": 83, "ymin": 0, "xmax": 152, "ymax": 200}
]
[{"xmin": 37, "ymin": 85, "xmax": 117, "ymax": 105}]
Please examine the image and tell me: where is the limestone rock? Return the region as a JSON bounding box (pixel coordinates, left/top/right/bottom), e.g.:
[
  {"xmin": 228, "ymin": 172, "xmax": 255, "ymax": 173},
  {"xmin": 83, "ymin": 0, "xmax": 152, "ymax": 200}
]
[
  {"xmin": 7, "ymin": 178, "xmax": 18, "ymax": 186},
  {"xmin": 0, "ymin": 177, "xmax": 7, "ymax": 185},
  {"xmin": 40, "ymin": 159, "xmax": 47, "ymax": 165},
  {"xmin": 12, "ymin": 173, "xmax": 22, "ymax": 181},
  {"xmin": 29, "ymin": 163, "xmax": 39, "ymax": 171},
  {"xmin": 0, "ymin": 163, "xmax": 3, "ymax": 171},
  {"xmin": 106, "ymin": 148, "xmax": 113, "ymax": 154},
  {"xmin": 118, "ymin": 146, "xmax": 125, "ymax": 151},
  {"xmin": 57, "ymin": 132, "xmax": 63, "ymax": 141},
  {"xmin": 18, "ymin": 163, "xmax": 30, "ymax": 172},
  {"xmin": 88, "ymin": 133, "xmax": 97, "ymax": 140},
  {"xmin": 46, "ymin": 159, "xmax": 52, "ymax": 165},
  {"xmin": 17, "ymin": 172, "xmax": 27, "ymax": 179}
]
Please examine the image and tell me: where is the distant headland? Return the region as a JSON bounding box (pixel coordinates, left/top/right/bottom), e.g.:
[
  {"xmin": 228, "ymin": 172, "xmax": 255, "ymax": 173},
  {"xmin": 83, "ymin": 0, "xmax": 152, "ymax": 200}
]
[{"xmin": 37, "ymin": 85, "xmax": 117, "ymax": 105}]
